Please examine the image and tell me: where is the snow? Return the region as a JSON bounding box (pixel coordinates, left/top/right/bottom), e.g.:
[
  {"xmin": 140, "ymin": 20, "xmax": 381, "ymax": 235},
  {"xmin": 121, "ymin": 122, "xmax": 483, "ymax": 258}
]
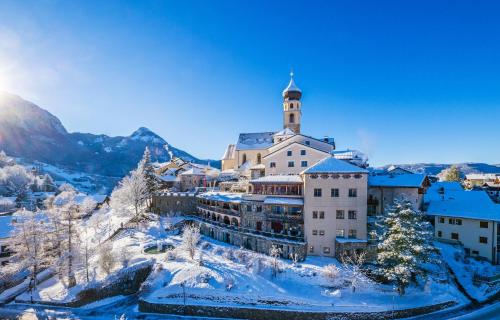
[
  {"xmin": 426, "ymin": 184, "xmax": 500, "ymax": 221},
  {"xmin": 221, "ymin": 144, "xmax": 236, "ymax": 160},
  {"xmin": 197, "ymin": 192, "xmax": 243, "ymax": 203},
  {"xmin": 179, "ymin": 167, "xmax": 205, "ymax": 176},
  {"xmin": 104, "ymin": 146, "xmax": 112, "ymax": 153},
  {"xmin": 235, "ymin": 132, "xmax": 275, "ymax": 151},
  {"xmin": 368, "ymin": 173, "xmax": 427, "ymax": 188},
  {"xmin": 303, "ymin": 157, "xmax": 368, "ymax": 174},
  {"xmin": 282, "ymin": 76, "xmax": 301, "ymax": 95},
  {"xmin": 250, "ymin": 163, "xmax": 266, "ymax": 170},
  {"xmin": 0, "ymin": 214, "xmax": 13, "ymax": 238},
  {"xmin": 250, "ymin": 174, "xmax": 303, "ymax": 183},
  {"xmin": 263, "ymin": 197, "xmax": 303, "ymax": 205},
  {"xmin": 335, "ymin": 238, "xmax": 367, "ymax": 244},
  {"xmin": 437, "ymin": 242, "xmax": 500, "ymax": 302},
  {"xmin": 273, "ymin": 128, "xmax": 295, "ymax": 137}
]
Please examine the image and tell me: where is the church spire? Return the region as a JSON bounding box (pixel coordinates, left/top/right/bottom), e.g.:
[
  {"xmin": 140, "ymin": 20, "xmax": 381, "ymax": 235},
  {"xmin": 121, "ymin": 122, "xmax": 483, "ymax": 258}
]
[
  {"xmin": 282, "ymin": 72, "xmax": 302, "ymax": 134},
  {"xmin": 282, "ymin": 71, "xmax": 302, "ymax": 99}
]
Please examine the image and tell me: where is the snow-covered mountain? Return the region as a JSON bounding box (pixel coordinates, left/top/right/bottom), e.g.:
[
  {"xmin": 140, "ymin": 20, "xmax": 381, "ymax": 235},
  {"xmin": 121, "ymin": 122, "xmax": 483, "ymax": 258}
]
[
  {"xmin": 379, "ymin": 162, "xmax": 500, "ymax": 176},
  {"xmin": 0, "ymin": 92, "xmax": 218, "ymax": 178}
]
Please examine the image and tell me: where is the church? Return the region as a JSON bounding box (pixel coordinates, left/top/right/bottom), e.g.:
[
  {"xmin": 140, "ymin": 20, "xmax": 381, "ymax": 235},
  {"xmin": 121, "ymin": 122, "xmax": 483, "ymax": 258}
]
[{"xmin": 195, "ymin": 74, "xmax": 370, "ymax": 260}]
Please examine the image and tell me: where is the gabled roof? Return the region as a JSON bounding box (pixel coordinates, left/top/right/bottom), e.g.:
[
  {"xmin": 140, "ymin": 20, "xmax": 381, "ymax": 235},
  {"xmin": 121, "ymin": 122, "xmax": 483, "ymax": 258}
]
[
  {"xmin": 263, "ymin": 141, "xmax": 331, "ymax": 159},
  {"xmin": 426, "ymin": 185, "xmax": 500, "ymax": 221},
  {"xmin": 267, "ymin": 133, "xmax": 334, "ymax": 154},
  {"xmin": 235, "ymin": 132, "xmax": 275, "ymax": 151},
  {"xmin": 368, "ymin": 174, "xmax": 427, "ymax": 188},
  {"xmin": 179, "ymin": 167, "xmax": 205, "ymax": 176},
  {"xmin": 303, "ymin": 157, "xmax": 368, "ymax": 174}
]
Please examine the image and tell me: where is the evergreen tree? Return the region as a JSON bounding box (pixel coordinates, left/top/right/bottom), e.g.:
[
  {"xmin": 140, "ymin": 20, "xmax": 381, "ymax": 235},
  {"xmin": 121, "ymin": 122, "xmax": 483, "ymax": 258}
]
[
  {"xmin": 440, "ymin": 165, "xmax": 461, "ymax": 182},
  {"xmin": 375, "ymin": 198, "xmax": 438, "ymax": 295},
  {"xmin": 139, "ymin": 147, "xmax": 159, "ymax": 209}
]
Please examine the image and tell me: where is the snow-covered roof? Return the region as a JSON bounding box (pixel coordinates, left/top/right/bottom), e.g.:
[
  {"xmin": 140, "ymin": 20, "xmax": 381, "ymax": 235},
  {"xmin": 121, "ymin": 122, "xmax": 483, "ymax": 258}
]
[
  {"xmin": 426, "ymin": 187, "xmax": 500, "ymax": 222},
  {"xmin": 159, "ymin": 175, "xmax": 178, "ymax": 182},
  {"xmin": 179, "ymin": 167, "xmax": 206, "ymax": 176},
  {"xmin": 250, "ymin": 175, "xmax": 303, "ymax": 184},
  {"xmin": 466, "ymin": 173, "xmax": 499, "ymax": 180},
  {"xmin": 273, "ymin": 128, "xmax": 295, "ymax": 137},
  {"xmin": 282, "ymin": 76, "xmax": 301, "ymax": 96},
  {"xmin": 0, "ymin": 215, "xmax": 13, "ymax": 238},
  {"xmin": 221, "ymin": 144, "xmax": 236, "ymax": 160},
  {"xmin": 368, "ymin": 174, "xmax": 427, "ymax": 188},
  {"xmin": 91, "ymin": 194, "xmax": 108, "ymax": 203},
  {"xmin": 197, "ymin": 192, "xmax": 243, "ymax": 203},
  {"xmin": 235, "ymin": 132, "xmax": 275, "ymax": 151},
  {"xmin": 303, "ymin": 157, "xmax": 368, "ymax": 174},
  {"xmin": 263, "ymin": 197, "xmax": 303, "ymax": 206}
]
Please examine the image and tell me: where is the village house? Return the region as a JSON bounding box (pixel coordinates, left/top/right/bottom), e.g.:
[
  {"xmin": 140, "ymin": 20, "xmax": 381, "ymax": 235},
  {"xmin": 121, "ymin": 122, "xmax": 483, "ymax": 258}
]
[{"xmin": 426, "ymin": 182, "xmax": 500, "ymax": 264}]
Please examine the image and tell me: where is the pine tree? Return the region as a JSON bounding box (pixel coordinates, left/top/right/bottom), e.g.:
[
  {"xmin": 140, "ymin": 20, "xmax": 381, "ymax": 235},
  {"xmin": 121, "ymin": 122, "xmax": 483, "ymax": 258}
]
[
  {"xmin": 139, "ymin": 147, "xmax": 159, "ymax": 210},
  {"xmin": 375, "ymin": 198, "xmax": 438, "ymax": 295}
]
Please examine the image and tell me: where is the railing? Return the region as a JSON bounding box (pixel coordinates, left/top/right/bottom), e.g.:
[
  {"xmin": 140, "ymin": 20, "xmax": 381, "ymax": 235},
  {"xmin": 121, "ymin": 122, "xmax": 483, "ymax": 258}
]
[
  {"xmin": 267, "ymin": 212, "xmax": 303, "ymax": 221},
  {"xmin": 187, "ymin": 215, "xmax": 305, "ymax": 243},
  {"xmin": 198, "ymin": 204, "xmax": 241, "ymax": 217}
]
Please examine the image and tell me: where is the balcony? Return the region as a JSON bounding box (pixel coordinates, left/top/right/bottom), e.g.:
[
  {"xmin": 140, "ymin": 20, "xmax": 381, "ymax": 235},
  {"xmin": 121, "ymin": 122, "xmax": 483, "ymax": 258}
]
[
  {"xmin": 188, "ymin": 215, "xmax": 305, "ymax": 243},
  {"xmin": 198, "ymin": 204, "xmax": 241, "ymax": 217}
]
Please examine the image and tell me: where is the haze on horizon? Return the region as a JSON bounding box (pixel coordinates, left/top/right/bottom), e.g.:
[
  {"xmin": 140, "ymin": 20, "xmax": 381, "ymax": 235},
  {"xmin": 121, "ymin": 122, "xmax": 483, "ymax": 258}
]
[{"xmin": 0, "ymin": 0, "xmax": 499, "ymax": 167}]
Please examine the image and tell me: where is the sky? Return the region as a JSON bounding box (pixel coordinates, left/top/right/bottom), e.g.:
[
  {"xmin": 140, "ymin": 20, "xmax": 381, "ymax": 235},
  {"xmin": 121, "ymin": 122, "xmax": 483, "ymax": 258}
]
[{"xmin": 0, "ymin": 0, "xmax": 499, "ymax": 166}]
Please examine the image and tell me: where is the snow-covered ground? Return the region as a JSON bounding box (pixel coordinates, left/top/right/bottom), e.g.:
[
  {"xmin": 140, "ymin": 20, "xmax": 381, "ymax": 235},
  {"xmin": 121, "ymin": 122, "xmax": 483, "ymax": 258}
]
[{"xmin": 436, "ymin": 242, "xmax": 500, "ymax": 302}]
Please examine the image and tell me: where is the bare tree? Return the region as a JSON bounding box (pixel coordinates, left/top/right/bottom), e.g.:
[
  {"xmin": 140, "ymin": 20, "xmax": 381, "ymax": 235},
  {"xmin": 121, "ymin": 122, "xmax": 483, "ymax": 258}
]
[
  {"xmin": 111, "ymin": 166, "xmax": 148, "ymax": 227},
  {"xmin": 322, "ymin": 264, "xmax": 341, "ymax": 286},
  {"xmin": 6, "ymin": 209, "xmax": 50, "ymax": 302},
  {"xmin": 179, "ymin": 224, "xmax": 200, "ymax": 260},
  {"xmin": 340, "ymin": 250, "xmax": 368, "ymax": 293},
  {"xmin": 269, "ymin": 245, "xmax": 282, "ymax": 278},
  {"xmin": 99, "ymin": 243, "xmax": 116, "ymax": 275}
]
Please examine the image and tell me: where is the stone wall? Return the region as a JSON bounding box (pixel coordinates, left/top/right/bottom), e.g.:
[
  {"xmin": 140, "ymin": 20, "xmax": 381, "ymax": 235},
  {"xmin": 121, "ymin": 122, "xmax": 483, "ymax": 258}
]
[
  {"xmin": 152, "ymin": 193, "xmax": 197, "ymax": 215},
  {"xmin": 139, "ymin": 299, "xmax": 456, "ymax": 320}
]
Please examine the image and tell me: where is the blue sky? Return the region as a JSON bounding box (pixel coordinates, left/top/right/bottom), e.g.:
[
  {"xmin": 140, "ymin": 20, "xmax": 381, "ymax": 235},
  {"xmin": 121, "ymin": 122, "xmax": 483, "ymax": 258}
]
[{"xmin": 0, "ymin": 0, "xmax": 499, "ymax": 166}]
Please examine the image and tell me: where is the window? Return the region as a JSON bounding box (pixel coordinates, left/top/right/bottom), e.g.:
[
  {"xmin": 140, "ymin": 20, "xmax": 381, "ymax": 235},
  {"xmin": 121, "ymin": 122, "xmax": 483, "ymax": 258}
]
[
  {"xmin": 323, "ymin": 247, "xmax": 331, "ymax": 254},
  {"xmin": 348, "ymin": 189, "xmax": 357, "ymax": 197},
  {"xmin": 449, "ymin": 218, "xmax": 463, "ymax": 225},
  {"xmin": 312, "ymin": 211, "xmax": 318, "ymax": 219},
  {"xmin": 472, "ymin": 250, "xmax": 479, "ymax": 255},
  {"xmin": 336, "ymin": 210, "xmax": 345, "ymax": 219},
  {"xmin": 289, "ymin": 113, "xmax": 295, "ymax": 123},
  {"xmin": 290, "ymin": 103, "xmax": 294, "ymax": 109},
  {"xmin": 479, "ymin": 236, "xmax": 488, "ymax": 244},
  {"xmin": 451, "ymin": 232, "xmax": 459, "ymax": 240},
  {"xmin": 348, "ymin": 210, "xmax": 357, "ymax": 220},
  {"xmin": 309, "ymin": 246, "xmax": 314, "ymax": 253},
  {"xmin": 305, "ymin": 140, "xmax": 310, "ymax": 146},
  {"xmin": 437, "ymin": 231, "xmax": 442, "ymax": 237},
  {"xmin": 270, "ymin": 162, "xmax": 276, "ymax": 168},
  {"xmin": 312, "ymin": 230, "xmax": 318, "ymax": 235},
  {"xmin": 348, "ymin": 229, "xmax": 357, "ymax": 239},
  {"xmin": 314, "ymin": 188, "xmax": 322, "ymax": 197},
  {"xmin": 480, "ymin": 221, "xmax": 489, "ymax": 228},
  {"xmin": 319, "ymin": 211, "xmax": 325, "ymax": 219},
  {"xmin": 300, "ymin": 149, "xmax": 306, "ymax": 156},
  {"xmin": 301, "ymin": 161, "xmax": 308, "ymax": 167},
  {"xmin": 287, "ymin": 150, "xmax": 292, "ymax": 156},
  {"xmin": 288, "ymin": 161, "xmax": 295, "ymax": 167},
  {"xmin": 319, "ymin": 230, "xmax": 325, "ymax": 236},
  {"xmin": 336, "ymin": 229, "xmax": 345, "ymax": 237},
  {"xmin": 439, "ymin": 217, "xmax": 445, "ymax": 223},
  {"xmin": 331, "ymin": 188, "xmax": 339, "ymax": 197},
  {"xmin": 257, "ymin": 153, "xmax": 262, "ymax": 164},
  {"xmin": 242, "ymin": 153, "xmax": 247, "ymax": 164}
]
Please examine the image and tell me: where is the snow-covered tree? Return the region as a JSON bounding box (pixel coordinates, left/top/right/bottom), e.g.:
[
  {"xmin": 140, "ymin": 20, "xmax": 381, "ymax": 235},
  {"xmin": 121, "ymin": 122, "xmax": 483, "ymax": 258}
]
[
  {"xmin": 111, "ymin": 166, "xmax": 148, "ymax": 226},
  {"xmin": 340, "ymin": 250, "xmax": 368, "ymax": 293},
  {"xmin": 46, "ymin": 191, "xmax": 83, "ymax": 287},
  {"xmin": 439, "ymin": 165, "xmax": 461, "ymax": 182},
  {"xmin": 322, "ymin": 264, "xmax": 341, "ymax": 286},
  {"xmin": 269, "ymin": 245, "xmax": 282, "ymax": 278},
  {"xmin": 375, "ymin": 198, "xmax": 438, "ymax": 295},
  {"xmin": 0, "ymin": 165, "xmax": 34, "ymax": 199},
  {"xmin": 58, "ymin": 183, "xmax": 77, "ymax": 194},
  {"xmin": 139, "ymin": 147, "xmax": 159, "ymax": 209},
  {"xmin": 99, "ymin": 242, "xmax": 116, "ymax": 275},
  {"xmin": 40, "ymin": 174, "xmax": 56, "ymax": 192},
  {"xmin": 0, "ymin": 150, "xmax": 14, "ymax": 167},
  {"xmin": 6, "ymin": 209, "xmax": 50, "ymax": 302},
  {"xmin": 179, "ymin": 224, "xmax": 200, "ymax": 260}
]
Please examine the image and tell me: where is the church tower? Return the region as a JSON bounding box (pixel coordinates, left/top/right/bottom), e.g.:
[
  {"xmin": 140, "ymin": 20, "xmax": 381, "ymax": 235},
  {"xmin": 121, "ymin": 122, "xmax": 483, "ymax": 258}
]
[{"xmin": 282, "ymin": 72, "xmax": 302, "ymax": 134}]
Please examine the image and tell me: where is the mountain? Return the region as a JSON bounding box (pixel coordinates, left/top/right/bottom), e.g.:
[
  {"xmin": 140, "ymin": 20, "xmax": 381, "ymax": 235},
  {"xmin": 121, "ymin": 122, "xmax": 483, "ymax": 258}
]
[
  {"xmin": 379, "ymin": 163, "xmax": 500, "ymax": 176},
  {"xmin": 0, "ymin": 92, "xmax": 219, "ymax": 178}
]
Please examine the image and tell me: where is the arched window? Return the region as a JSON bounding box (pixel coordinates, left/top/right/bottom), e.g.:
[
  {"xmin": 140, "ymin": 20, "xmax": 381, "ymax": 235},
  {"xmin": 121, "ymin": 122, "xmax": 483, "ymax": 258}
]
[
  {"xmin": 242, "ymin": 153, "xmax": 247, "ymax": 164},
  {"xmin": 257, "ymin": 153, "xmax": 262, "ymax": 164},
  {"xmin": 289, "ymin": 113, "xmax": 295, "ymax": 123},
  {"xmin": 290, "ymin": 103, "xmax": 294, "ymax": 109}
]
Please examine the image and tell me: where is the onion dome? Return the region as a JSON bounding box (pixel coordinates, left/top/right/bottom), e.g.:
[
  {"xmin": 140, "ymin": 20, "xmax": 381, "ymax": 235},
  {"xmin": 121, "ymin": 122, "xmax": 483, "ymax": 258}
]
[{"xmin": 282, "ymin": 72, "xmax": 302, "ymax": 100}]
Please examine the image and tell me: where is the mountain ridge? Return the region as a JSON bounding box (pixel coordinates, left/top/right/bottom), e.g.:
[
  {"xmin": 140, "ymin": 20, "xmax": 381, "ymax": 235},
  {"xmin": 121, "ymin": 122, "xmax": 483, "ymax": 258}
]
[{"xmin": 0, "ymin": 91, "xmax": 219, "ymax": 177}]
